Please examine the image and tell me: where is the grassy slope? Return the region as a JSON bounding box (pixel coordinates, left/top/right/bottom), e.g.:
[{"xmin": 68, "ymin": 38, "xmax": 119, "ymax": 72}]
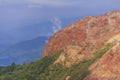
[{"xmin": 0, "ymin": 44, "xmax": 112, "ymax": 80}]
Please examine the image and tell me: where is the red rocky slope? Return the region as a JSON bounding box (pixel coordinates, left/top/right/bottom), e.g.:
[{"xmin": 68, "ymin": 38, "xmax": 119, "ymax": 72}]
[
  {"xmin": 84, "ymin": 43, "xmax": 120, "ymax": 80},
  {"xmin": 43, "ymin": 10, "xmax": 120, "ymax": 57}
]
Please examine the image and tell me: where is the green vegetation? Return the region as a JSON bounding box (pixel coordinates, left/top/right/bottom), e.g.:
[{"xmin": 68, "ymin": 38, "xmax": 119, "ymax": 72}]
[
  {"xmin": 0, "ymin": 44, "xmax": 112, "ymax": 80},
  {"xmin": 69, "ymin": 43, "xmax": 112, "ymax": 80},
  {"xmin": 0, "ymin": 50, "xmax": 62, "ymax": 80}
]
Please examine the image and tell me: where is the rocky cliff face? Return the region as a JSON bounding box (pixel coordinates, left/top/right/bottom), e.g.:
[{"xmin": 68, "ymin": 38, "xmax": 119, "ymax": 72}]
[
  {"xmin": 84, "ymin": 43, "xmax": 120, "ymax": 80},
  {"xmin": 42, "ymin": 10, "xmax": 120, "ymax": 80},
  {"xmin": 43, "ymin": 10, "xmax": 120, "ymax": 57}
]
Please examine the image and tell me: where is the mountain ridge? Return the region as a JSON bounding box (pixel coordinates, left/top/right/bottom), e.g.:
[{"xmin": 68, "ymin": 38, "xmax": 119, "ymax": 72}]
[
  {"xmin": 42, "ymin": 10, "xmax": 120, "ymax": 57},
  {"xmin": 0, "ymin": 36, "xmax": 48, "ymax": 66},
  {"xmin": 41, "ymin": 10, "xmax": 120, "ymax": 79}
]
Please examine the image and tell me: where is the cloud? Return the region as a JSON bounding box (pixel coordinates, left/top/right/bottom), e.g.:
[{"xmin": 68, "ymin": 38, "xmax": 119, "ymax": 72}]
[
  {"xmin": 0, "ymin": 0, "xmax": 72, "ymax": 7},
  {"xmin": 0, "ymin": 0, "xmax": 26, "ymax": 4},
  {"xmin": 28, "ymin": 0, "xmax": 75, "ymax": 7},
  {"xmin": 27, "ymin": 4, "xmax": 42, "ymax": 8},
  {"xmin": 0, "ymin": 0, "xmax": 120, "ymax": 8},
  {"xmin": 3, "ymin": 0, "xmax": 81, "ymax": 8}
]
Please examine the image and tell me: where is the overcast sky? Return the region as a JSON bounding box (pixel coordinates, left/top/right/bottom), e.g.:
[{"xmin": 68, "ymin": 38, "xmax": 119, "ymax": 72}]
[
  {"xmin": 0, "ymin": 0, "xmax": 120, "ymax": 44},
  {"xmin": 0, "ymin": 0, "xmax": 120, "ymax": 28}
]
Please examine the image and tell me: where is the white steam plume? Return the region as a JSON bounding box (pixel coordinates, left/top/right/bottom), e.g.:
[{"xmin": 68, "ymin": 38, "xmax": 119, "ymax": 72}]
[{"xmin": 51, "ymin": 17, "xmax": 62, "ymax": 33}]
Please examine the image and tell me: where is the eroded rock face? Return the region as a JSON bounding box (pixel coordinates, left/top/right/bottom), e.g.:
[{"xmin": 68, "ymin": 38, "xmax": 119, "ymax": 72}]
[
  {"xmin": 42, "ymin": 10, "xmax": 120, "ymax": 57},
  {"xmin": 54, "ymin": 45, "xmax": 94, "ymax": 67},
  {"xmin": 42, "ymin": 10, "xmax": 120, "ymax": 79},
  {"xmin": 84, "ymin": 43, "xmax": 120, "ymax": 80}
]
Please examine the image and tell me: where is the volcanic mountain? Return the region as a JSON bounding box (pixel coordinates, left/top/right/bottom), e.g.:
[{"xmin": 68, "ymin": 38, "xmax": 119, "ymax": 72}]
[
  {"xmin": 0, "ymin": 10, "xmax": 120, "ymax": 80},
  {"xmin": 43, "ymin": 10, "xmax": 120, "ymax": 57},
  {"xmin": 42, "ymin": 10, "xmax": 120, "ymax": 79}
]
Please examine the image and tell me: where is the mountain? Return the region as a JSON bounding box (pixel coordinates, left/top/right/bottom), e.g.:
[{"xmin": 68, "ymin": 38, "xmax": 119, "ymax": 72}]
[
  {"xmin": 42, "ymin": 10, "xmax": 120, "ymax": 79},
  {"xmin": 42, "ymin": 10, "xmax": 120, "ymax": 57},
  {"xmin": 0, "ymin": 36, "xmax": 48, "ymax": 66},
  {"xmin": 0, "ymin": 10, "xmax": 120, "ymax": 80},
  {"xmin": 0, "ymin": 17, "xmax": 78, "ymax": 46},
  {"xmin": 0, "ymin": 44, "xmax": 9, "ymax": 53},
  {"xmin": 0, "ymin": 17, "xmax": 78, "ymax": 65}
]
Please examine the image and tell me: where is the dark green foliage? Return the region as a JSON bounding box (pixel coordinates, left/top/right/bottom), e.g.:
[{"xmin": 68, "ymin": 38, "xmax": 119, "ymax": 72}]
[
  {"xmin": 0, "ymin": 64, "xmax": 17, "ymax": 75},
  {"xmin": 0, "ymin": 50, "xmax": 62, "ymax": 80},
  {"xmin": 0, "ymin": 44, "xmax": 112, "ymax": 80}
]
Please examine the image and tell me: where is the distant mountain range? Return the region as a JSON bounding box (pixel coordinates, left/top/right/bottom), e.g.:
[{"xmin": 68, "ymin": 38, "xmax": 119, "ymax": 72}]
[{"xmin": 0, "ymin": 36, "xmax": 48, "ymax": 66}]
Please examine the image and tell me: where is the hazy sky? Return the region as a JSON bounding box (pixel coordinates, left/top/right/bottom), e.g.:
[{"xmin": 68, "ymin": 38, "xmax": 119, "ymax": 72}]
[
  {"xmin": 0, "ymin": 0, "xmax": 120, "ymax": 28},
  {"xmin": 0, "ymin": 0, "xmax": 120, "ymax": 44}
]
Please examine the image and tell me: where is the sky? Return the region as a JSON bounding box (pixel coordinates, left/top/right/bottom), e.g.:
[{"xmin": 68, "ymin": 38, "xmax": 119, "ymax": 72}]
[{"xmin": 0, "ymin": 0, "xmax": 120, "ymax": 45}]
